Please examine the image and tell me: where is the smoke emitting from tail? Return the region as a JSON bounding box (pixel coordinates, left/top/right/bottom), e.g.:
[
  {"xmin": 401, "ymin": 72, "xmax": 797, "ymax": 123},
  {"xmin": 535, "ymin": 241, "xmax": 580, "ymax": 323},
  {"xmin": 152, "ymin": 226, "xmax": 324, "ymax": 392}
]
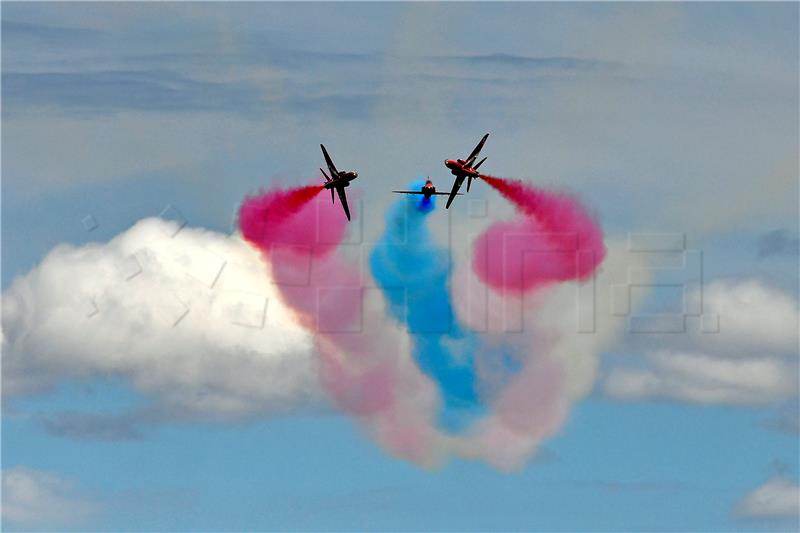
[
  {"xmin": 474, "ymin": 175, "xmax": 606, "ymax": 294},
  {"xmin": 238, "ymin": 184, "xmax": 333, "ymax": 257}
]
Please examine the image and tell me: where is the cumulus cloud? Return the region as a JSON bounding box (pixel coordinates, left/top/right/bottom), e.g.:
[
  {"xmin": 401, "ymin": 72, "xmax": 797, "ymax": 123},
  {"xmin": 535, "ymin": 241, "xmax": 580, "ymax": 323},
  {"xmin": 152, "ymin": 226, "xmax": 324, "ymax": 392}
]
[
  {"xmin": 2, "ymin": 467, "xmax": 98, "ymax": 529},
  {"xmin": 2, "ymin": 218, "xmax": 323, "ymax": 430},
  {"xmin": 736, "ymin": 475, "xmax": 800, "ymax": 521},
  {"xmin": 605, "ymin": 280, "xmax": 799, "ymax": 406},
  {"xmin": 692, "ymin": 280, "xmax": 799, "ymax": 357}
]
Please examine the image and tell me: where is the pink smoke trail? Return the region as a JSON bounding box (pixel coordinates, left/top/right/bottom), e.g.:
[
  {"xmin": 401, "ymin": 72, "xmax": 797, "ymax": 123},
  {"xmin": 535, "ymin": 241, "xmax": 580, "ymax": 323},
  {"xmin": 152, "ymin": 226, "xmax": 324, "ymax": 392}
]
[
  {"xmin": 458, "ymin": 175, "xmax": 606, "ymax": 468},
  {"xmin": 473, "ymin": 175, "xmax": 606, "ymax": 294},
  {"xmin": 238, "ymin": 184, "xmax": 336, "ymax": 257},
  {"xmin": 239, "ymin": 185, "xmax": 440, "ymax": 462}
]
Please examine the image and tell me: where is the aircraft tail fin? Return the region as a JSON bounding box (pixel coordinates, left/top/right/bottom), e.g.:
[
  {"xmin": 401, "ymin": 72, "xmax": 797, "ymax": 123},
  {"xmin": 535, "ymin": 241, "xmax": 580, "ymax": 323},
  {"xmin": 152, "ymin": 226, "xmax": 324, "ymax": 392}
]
[
  {"xmin": 473, "ymin": 157, "xmax": 486, "ymax": 170},
  {"xmin": 331, "ymin": 188, "xmax": 335, "ymax": 204},
  {"xmin": 320, "ymin": 168, "xmax": 332, "ymax": 182}
]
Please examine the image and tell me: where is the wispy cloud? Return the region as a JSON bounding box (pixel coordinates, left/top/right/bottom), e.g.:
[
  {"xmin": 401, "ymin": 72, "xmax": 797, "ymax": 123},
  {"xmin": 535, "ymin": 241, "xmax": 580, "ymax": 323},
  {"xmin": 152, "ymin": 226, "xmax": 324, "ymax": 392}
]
[
  {"xmin": 735, "ymin": 475, "xmax": 800, "ymax": 522},
  {"xmin": 759, "ymin": 405, "xmax": 800, "ymax": 435},
  {"xmin": 2, "ymin": 70, "xmax": 266, "ymax": 116},
  {"xmin": 1, "ymin": 19, "xmax": 102, "ymax": 45},
  {"xmin": 39, "ymin": 410, "xmax": 147, "ymax": 441},
  {"xmin": 605, "ymin": 351, "xmax": 798, "ymax": 406},
  {"xmin": 2, "ymin": 467, "xmax": 99, "ymax": 529},
  {"xmin": 758, "ymin": 229, "xmax": 800, "ymax": 259},
  {"xmin": 427, "ymin": 53, "xmax": 617, "ymax": 72},
  {"xmin": 605, "ymin": 280, "xmax": 799, "ymax": 406}
]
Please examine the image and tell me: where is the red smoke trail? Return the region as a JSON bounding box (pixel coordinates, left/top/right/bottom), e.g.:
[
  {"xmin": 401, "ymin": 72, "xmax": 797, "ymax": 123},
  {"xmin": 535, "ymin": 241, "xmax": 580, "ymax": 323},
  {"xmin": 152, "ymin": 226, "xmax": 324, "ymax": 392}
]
[
  {"xmin": 239, "ymin": 184, "xmax": 333, "ymax": 256},
  {"xmin": 239, "ymin": 185, "xmax": 438, "ymax": 461},
  {"xmin": 474, "ymin": 175, "xmax": 606, "ymax": 294},
  {"xmin": 238, "ymin": 183, "xmax": 358, "ymax": 330},
  {"xmin": 239, "ymin": 185, "xmax": 382, "ymax": 400}
]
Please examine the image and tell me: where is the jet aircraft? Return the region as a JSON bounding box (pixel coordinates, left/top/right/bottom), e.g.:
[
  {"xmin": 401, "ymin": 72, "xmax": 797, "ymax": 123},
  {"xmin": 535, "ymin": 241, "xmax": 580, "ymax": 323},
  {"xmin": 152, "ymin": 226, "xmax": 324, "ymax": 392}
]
[
  {"xmin": 444, "ymin": 133, "xmax": 489, "ymax": 209},
  {"xmin": 392, "ymin": 178, "xmax": 461, "ymax": 200},
  {"xmin": 320, "ymin": 144, "xmax": 358, "ymax": 221}
]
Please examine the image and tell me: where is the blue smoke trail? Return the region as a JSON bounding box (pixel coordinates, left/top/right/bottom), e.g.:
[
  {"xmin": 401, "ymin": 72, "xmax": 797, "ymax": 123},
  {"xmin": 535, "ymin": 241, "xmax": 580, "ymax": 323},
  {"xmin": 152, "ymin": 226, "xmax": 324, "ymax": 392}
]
[{"xmin": 370, "ymin": 180, "xmax": 484, "ymax": 431}]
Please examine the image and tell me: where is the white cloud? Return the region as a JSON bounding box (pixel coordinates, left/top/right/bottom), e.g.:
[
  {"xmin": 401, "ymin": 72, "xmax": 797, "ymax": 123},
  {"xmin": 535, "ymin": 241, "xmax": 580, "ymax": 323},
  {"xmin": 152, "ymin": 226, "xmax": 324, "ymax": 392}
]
[
  {"xmin": 690, "ymin": 280, "xmax": 799, "ymax": 357},
  {"xmin": 605, "ymin": 279, "xmax": 799, "ymax": 406},
  {"xmin": 605, "ymin": 351, "xmax": 798, "ymax": 406},
  {"xmin": 2, "ymin": 218, "xmax": 322, "ymax": 426},
  {"xmin": 736, "ymin": 475, "xmax": 800, "ymax": 520},
  {"xmin": 2, "ymin": 467, "xmax": 98, "ymax": 528}
]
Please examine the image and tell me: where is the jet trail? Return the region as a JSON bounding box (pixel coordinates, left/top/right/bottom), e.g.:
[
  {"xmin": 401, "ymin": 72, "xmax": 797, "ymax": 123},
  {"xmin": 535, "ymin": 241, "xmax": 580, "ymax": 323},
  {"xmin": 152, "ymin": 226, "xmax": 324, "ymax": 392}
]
[
  {"xmin": 474, "ymin": 175, "xmax": 606, "ymax": 294},
  {"xmin": 370, "ymin": 181, "xmax": 488, "ymax": 431}
]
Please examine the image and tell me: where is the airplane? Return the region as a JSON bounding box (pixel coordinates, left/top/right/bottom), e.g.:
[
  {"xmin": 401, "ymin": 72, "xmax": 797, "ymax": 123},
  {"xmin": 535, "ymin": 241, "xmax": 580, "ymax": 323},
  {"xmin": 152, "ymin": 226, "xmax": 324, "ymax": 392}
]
[
  {"xmin": 320, "ymin": 144, "xmax": 358, "ymax": 221},
  {"xmin": 444, "ymin": 133, "xmax": 489, "ymax": 209},
  {"xmin": 392, "ymin": 178, "xmax": 461, "ymax": 200}
]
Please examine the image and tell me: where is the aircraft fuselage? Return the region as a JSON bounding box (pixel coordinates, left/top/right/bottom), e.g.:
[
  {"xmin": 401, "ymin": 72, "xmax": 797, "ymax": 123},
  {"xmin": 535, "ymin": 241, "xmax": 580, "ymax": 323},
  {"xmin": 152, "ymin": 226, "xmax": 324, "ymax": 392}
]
[
  {"xmin": 421, "ymin": 183, "xmax": 436, "ymax": 199},
  {"xmin": 323, "ymin": 172, "xmax": 357, "ymax": 189},
  {"xmin": 445, "ymin": 159, "xmax": 480, "ymax": 177}
]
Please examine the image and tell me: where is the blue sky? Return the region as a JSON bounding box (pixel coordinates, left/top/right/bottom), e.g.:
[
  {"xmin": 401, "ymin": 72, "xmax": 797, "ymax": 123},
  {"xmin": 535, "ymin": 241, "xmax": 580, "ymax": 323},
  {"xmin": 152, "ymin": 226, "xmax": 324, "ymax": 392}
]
[{"xmin": 2, "ymin": 3, "xmax": 798, "ymax": 531}]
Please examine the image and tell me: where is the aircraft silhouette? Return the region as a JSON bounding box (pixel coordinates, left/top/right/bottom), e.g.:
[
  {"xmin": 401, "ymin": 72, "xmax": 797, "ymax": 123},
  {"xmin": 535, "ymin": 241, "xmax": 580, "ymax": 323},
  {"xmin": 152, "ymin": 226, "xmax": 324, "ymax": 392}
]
[
  {"xmin": 444, "ymin": 133, "xmax": 489, "ymax": 209},
  {"xmin": 392, "ymin": 178, "xmax": 461, "ymax": 200},
  {"xmin": 320, "ymin": 144, "xmax": 357, "ymax": 221}
]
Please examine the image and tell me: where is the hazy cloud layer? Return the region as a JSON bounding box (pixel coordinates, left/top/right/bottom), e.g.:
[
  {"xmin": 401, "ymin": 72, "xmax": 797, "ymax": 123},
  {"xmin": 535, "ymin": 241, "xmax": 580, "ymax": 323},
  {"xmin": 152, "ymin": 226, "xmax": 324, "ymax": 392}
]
[{"xmin": 3, "ymin": 4, "xmax": 796, "ymax": 238}]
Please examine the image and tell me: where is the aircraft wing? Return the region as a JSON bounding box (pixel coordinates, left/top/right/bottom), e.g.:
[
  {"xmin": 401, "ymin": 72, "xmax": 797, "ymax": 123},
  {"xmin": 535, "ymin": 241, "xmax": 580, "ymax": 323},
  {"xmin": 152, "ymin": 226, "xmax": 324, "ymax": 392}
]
[
  {"xmin": 464, "ymin": 133, "xmax": 489, "ymax": 166},
  {"xmin": 445, "ymin": 175, "xmax": 465, "ymax": 209},
  {"xmin": 391, "ymin": 191, "xmax": 461, "ymax": 196},
  {"xmin": 336, "ymin": 185, "xmax": 351, "ymax": 221},
  {"xmin": 320, "ymin": 144, "xmax": 339, "ymax": 179}
]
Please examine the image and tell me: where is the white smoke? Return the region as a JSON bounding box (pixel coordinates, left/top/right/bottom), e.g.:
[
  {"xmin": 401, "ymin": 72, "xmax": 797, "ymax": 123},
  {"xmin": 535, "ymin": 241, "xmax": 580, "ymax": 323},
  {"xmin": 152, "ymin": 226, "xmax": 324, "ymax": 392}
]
[{"xmin": 443, "ymin": 239, "xmax": 652, "ymax": 469}]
